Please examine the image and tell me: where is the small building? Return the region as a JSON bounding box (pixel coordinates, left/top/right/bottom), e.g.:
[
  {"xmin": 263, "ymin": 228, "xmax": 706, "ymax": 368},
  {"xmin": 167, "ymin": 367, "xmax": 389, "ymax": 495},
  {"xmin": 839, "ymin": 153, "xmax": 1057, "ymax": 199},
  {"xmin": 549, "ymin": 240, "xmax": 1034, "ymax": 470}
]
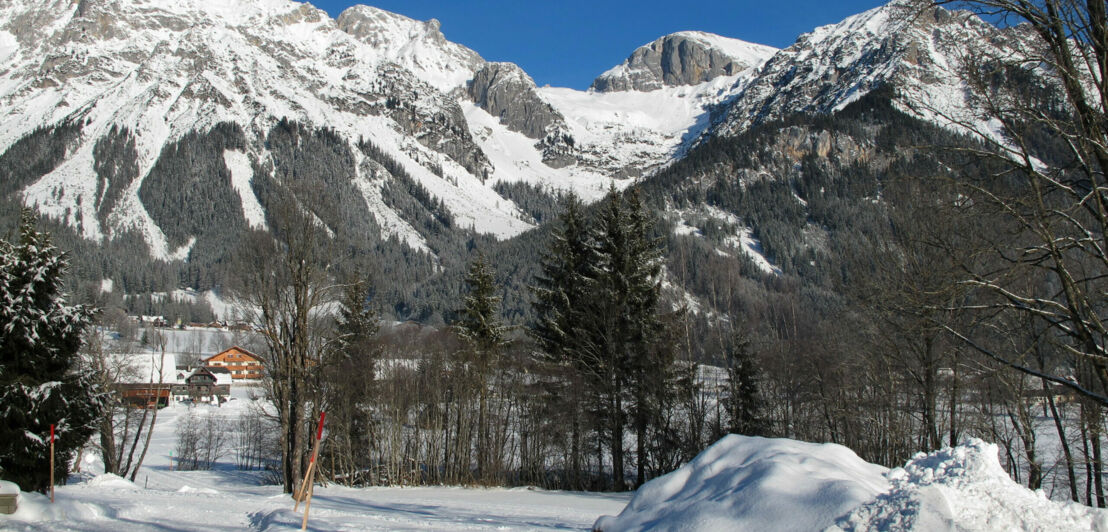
[
  {"xmin": 204, "ymin": 346, "xmax": 264, "ymax": 381},
  {"xmin": 116, "ymin": 384, "xmax": 171, "ymax": 408},
  {"xmin": 113, "ymin": 352, "xmax": 177, "ymax": 408},
  {"xmin": 170, "ymin": 367, "xmax": 231, "ymax": 403}
]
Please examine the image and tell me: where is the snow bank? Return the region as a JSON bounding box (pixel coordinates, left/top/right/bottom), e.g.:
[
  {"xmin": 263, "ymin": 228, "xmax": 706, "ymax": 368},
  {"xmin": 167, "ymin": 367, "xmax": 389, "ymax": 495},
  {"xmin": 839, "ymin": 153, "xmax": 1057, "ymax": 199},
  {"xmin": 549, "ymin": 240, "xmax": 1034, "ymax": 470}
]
[
  {"xmin": 176, "ymin": 485, "xmax": 220, "ymax": 494},
  {"xmin": 87, "ymin": 473, "xmax": 137, "ymax": 489},
  {"xmin": 593, "ymin": 435, "xmax": 890, "ymax": 531},
  {"xmin": 0, "ymin": 490, "xmax": 103, "ymax": 524},
  {"xmin": 831, "ymin": 439, "xmax": 1108, "ymax": 532},
  {"xmin": 0, "ymin": 480, "xmax": 18, "ymax": 495}
]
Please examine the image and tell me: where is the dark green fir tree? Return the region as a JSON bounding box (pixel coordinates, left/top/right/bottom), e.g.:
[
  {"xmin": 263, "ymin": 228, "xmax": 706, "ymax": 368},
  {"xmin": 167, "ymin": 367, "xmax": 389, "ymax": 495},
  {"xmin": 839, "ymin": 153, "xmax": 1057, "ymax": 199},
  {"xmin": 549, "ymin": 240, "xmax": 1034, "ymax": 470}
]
[
  {"xmin": 0, "ymin": 211, "xmax": 102, "ymax": 493},
  {"xmin": 724, "ymin": 329, "xmax": 768, "ymax": 437}
]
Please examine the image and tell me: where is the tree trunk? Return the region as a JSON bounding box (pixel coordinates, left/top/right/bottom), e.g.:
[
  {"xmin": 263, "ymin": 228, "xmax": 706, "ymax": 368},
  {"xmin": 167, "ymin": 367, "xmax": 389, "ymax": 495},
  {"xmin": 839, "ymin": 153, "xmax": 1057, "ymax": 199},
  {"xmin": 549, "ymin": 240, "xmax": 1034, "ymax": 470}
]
[
  {"xmin": 611, "ymin": 392, "xmax": 625, "ymax": 490},
  {"xmin": 1044, "ymin": 381, "xmax": 1078, "ymax": 502}
]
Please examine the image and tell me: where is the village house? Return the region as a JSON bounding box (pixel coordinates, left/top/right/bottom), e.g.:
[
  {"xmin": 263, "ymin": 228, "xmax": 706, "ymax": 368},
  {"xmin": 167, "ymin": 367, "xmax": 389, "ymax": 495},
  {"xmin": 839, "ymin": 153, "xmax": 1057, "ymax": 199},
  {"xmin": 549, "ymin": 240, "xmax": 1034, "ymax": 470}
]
[
  {"xmin": 202, "ymin": 346, "xmax": 264, "ymax": 381},
  {"xmin": 170, "ymin": 366, "xmax": 232, "ymax": 403},
  {"xmin": 116, "ymin": 383, "xmax": 171, "ymax": 408},
  {"xmin": 114, "ymin": 345, "xmax": 263, "ymax": 407}
]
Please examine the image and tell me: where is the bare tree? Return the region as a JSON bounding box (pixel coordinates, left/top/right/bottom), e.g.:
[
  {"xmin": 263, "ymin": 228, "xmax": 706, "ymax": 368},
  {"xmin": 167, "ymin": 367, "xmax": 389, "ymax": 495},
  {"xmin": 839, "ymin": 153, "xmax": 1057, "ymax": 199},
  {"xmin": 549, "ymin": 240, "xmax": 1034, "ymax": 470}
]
[
  {"xmin": 912, "ymin": 0, "xmax": 1108, "ymax": 406},
  {"xmin": 230, "ymin": 199, "xmax": 338, "ymax": 494},
  {"xmin": 84, "ymin": 312, "xmax": 168, "ymax": 480}
]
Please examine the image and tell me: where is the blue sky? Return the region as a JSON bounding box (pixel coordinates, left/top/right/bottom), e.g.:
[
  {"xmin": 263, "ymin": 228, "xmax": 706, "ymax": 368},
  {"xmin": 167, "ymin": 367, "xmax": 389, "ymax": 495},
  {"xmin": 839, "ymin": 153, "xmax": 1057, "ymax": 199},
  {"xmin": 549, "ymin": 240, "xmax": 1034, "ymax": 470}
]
[{"xmin": 311, "ymin": 1, "xmax": 888, "ymax": 89}]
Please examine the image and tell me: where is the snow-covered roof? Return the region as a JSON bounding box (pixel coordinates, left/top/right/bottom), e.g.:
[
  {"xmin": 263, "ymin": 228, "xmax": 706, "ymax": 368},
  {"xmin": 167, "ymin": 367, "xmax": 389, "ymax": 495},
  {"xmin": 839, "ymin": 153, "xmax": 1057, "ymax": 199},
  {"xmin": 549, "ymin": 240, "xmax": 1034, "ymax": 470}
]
[{"xmin": 204, "ymin": 367, "xmax": 235, "ymax": 386}]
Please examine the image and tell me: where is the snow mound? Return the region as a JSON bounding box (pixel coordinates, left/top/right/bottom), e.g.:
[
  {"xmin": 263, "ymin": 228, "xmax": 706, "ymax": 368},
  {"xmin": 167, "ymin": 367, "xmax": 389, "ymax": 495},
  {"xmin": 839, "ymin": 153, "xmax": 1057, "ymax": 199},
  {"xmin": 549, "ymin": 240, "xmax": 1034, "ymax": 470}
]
[
  {"xmin": 176, "ymin": 485, "xmax": 220, "ymax": 495},
  {"xmin": 593, "ymin": 434, "xmax": 889, "ymax": 532},
  {"xmin": 831, "ymin": 439, "xmax": 1108, "ymax": 532},
  {"xmin": 87, "ymin": 473, "xmax": 137, "ymax": 489},
  {"xmin": 0, "ymin": 480, "xmax": 19, "ymax": 495},
  {"xmin": 0, "ymin": 490, "xmax": 104, "ymax": 524}
]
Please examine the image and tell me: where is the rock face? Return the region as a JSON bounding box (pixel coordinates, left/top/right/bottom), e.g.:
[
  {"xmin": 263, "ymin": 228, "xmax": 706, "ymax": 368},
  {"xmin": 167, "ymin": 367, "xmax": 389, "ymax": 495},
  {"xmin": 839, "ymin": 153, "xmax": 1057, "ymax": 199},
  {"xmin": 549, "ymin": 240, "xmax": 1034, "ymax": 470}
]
[
  {"xmin": 468, "ymin": 62, "xmax": 575, "ymax": 167},
  {"xmin": 468, "ymin": 63, "xmax": 564, "ymax": 139},
  {"xmin": 591, "ymin": 31, "xmax": 777, "ymax": 92}
]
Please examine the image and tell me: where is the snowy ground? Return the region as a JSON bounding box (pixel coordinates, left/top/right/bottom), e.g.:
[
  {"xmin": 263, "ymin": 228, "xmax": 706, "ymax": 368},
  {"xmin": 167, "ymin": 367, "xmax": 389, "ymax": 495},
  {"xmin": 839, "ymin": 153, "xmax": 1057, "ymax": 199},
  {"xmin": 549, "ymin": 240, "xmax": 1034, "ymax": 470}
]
[
  {"xmin": 0, "ymin": 386, "xmax": 630, "ymax": 531},
  {"xmin": 4, "ymin": 352, "xmax": 1108, "ymax": 530}
]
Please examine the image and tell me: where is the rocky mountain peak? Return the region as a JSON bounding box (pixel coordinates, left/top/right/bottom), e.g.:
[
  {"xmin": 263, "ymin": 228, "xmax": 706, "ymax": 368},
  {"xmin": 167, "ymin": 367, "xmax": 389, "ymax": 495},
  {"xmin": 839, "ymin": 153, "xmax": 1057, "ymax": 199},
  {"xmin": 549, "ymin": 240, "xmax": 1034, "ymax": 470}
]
[
  {"xmin": 591, "ymin": 31, "xmax": 777, "ymax": 92},
  {"xmin": 336, "ymin": 4, "xmax": 484, "ymax": 91},
  {"xmin": 709, "ymin": 2, "xmax": 1017, "ymax": 137},
  {"xmin": 467, "ymin": 62, "xmax": 574, "ymax": 168}
]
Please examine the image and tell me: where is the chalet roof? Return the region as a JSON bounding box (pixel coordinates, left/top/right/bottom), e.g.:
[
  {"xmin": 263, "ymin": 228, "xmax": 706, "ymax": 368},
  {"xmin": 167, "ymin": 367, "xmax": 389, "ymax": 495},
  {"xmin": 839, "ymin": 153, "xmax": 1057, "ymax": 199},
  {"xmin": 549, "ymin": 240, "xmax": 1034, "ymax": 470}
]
[
  {"xmin": 185, "ymin": 366, "xmax": 234, "ymax": 386},
  {"xmin": 203, "ymin": 345, "xmax": 262, "ymax": 363}
]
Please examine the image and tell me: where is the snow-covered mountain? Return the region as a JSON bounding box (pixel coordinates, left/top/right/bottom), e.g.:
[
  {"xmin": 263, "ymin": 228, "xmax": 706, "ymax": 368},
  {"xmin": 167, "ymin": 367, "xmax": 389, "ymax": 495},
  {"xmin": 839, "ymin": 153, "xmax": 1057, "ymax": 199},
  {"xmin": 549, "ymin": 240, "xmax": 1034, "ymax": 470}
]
[
  {"xmin": 0, "ymin": 0, "xmax": 1047, "ymax": 317},
  {"xmin": 0, "ymin": 0, "xmax": 777, "ymax": 265},
  {"xmin": 709, "ymin": 1, "xmax": 1028, "ymax": 138},
  {"xmin": 591, "ymin": 31, "xmax": 778, "ymax": 93}
]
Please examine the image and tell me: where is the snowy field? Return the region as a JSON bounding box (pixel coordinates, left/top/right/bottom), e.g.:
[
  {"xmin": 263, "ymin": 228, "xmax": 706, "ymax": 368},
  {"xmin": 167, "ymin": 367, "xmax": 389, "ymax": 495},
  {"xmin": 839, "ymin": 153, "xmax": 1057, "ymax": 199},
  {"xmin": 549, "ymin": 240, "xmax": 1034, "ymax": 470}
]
[
  {"xmin": 3, "ymin": 345, "xmax": 1108, "ymax": 530},
  {"xmin": 0, "ymin": 386, "xmax": 630, "ymax": 531}
]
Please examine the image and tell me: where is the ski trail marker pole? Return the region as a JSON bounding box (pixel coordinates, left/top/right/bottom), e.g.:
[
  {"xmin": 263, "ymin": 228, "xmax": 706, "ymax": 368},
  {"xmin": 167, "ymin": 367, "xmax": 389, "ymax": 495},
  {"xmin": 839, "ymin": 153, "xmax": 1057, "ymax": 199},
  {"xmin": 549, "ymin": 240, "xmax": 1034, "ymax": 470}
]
[
  {"xmin": 294, "ymin": 411, "xmax": 325, "ymax": 512},
  {"xmin": 49, "ymin": 424, "xmax": 55, "ymax": 503},
  {"xmin": 300, "ymin": 412, "xmax": 325, "ymax": 531}
]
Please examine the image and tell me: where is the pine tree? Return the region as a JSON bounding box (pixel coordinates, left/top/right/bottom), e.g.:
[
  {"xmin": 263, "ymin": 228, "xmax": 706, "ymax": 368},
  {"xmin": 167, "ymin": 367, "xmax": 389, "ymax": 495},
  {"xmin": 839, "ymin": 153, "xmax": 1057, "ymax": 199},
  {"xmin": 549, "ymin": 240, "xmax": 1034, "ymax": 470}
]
[
  {"xmin": 582, "ymin": 185, "xmax": 667, "ymax": 489},
  {"xmin": 322, "ymin": 275, "xmax": 380, "ymax": 484},
  {"xmin": 0, "ymin": 211, "xmax": 102, "ymax": 493},
  {"xmin": 724, "ymin": 329, "xmax": 767, "ymax": 436},
  {"xmin": 456, "ymin": 251, "xmax": 507, "ymax": 358},
  {"xmin": 454, "ymin": 251, "xmax": 508, "ymax": 481},
  {"xmin": 335, "ymin": 276, "xmax": 379, "ymax": 361},
  {"xmin": 529, "ymin": 192, "xmax": 595, "ymax": 488}
]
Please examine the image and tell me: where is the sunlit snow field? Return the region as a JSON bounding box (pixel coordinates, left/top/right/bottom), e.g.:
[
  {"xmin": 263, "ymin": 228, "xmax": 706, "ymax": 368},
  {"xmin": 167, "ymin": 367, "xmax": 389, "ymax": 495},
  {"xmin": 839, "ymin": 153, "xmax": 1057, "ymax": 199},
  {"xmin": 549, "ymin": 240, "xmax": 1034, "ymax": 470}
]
[{"xmin": 0, "ymin": 386, "xmax": 630, "ymax": 531}]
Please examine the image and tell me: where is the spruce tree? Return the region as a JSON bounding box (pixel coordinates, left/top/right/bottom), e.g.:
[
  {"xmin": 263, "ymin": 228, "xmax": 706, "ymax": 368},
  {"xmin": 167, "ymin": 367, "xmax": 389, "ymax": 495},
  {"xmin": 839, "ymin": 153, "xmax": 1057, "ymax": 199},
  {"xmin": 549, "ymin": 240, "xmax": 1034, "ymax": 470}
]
[
  {"xmin": 323, "ymin": 275, "xmax": 380, "ymax": 483},
  {"xmin": 724, "ymin": 330, "xmax": 767, "ymax": 436},
  {"xmin": 456, "ymin": 252, "xmax": 507, "ymax": 358},
  {"xmin": 583, "ymin": 185, "xmax": 667, "ymax": 489},
  {"xmin": 529, "ymin": 192, "xmax": 595, "ymax": 488},
  {"xmin": 531, "ymin": 192, "xmax": 593, "ymax": 362},
  {"xmin": 0, "ymin": 211, "xmax": 102, "ymax": 492},
  {"xmin": 335, "ymin": 276, "xmax": 379, "ymax": 361},
  {"xmin": 454, "ymin": 251, "xmax": 507, "ymax": 481}
]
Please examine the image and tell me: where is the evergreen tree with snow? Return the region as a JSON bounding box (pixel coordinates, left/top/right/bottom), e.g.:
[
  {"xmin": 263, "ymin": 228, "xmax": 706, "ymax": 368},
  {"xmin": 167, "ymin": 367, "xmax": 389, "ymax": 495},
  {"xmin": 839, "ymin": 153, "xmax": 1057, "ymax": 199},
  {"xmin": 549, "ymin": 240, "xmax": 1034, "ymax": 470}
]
[{"xmin": 0, "ymin": 210, "xmax": 101, "ymax": 493}]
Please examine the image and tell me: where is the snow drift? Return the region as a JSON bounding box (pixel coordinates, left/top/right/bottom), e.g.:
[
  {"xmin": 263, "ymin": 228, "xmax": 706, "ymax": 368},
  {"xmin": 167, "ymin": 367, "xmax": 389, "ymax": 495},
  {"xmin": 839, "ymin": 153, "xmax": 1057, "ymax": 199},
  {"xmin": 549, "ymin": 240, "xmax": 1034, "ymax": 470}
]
[
  {"xmin": 831, "ymin": 439, "xmax": 1108, "ymax": 532},
  {"xmin": 596, "ymin": 436, "xmax": 1108, "ymax": 532},
  {"xmin": 592, "ymin": 435, "xmax": 890, "ymax": 531}
]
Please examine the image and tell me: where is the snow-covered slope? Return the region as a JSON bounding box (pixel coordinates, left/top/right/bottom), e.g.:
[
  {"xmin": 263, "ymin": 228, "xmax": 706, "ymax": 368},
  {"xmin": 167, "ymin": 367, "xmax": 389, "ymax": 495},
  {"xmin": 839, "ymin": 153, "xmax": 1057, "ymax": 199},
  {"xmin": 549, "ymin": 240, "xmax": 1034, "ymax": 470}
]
[
  {"xmin": 0, "ymin": 0, "xmax": 784, "ymax": 263},
  {"xmin": 335, "ymin": 5, "xmax": 484, "ymax": 92},
  {"xmin": 0, "ymin": 0, "xmax": 1039, "ymax": 277},
  {"xmin": 0, "ymin": 0, "xmax": 538, "ymax": 255}
]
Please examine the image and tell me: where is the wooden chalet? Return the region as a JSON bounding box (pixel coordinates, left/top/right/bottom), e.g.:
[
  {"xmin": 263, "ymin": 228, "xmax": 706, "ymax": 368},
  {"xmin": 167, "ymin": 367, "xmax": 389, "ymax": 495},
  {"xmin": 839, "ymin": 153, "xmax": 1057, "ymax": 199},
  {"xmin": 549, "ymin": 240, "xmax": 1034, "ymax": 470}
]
[
  {"xmin": 170, "ymin": 366, "xmax": 231, "ymax": 403},
  {"xmin": 116, "ymin": 383, "xmax": 171, "ymax": 408},
  {"xmin": 203, "ymin": 346, "xmax": 264, "ymax": 381}
]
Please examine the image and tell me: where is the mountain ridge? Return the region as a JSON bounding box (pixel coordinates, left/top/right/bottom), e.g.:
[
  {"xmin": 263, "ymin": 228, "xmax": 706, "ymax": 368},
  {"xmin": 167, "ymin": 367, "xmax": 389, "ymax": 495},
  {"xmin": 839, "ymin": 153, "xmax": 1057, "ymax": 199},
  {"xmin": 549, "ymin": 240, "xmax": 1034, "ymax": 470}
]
[{"xmin": 0, "ymin": 0, "xmax": 1041, "ymax": 324}]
